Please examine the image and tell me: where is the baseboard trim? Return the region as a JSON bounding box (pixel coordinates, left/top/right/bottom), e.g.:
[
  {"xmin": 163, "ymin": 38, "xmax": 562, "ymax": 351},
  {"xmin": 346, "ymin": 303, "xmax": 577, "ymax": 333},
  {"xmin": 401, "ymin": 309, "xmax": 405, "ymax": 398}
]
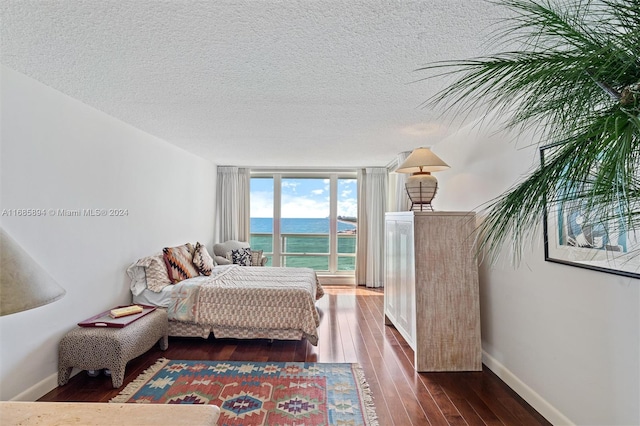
[
  {"xmin": 10, "ymin": 369, "xmax": 79, "ymax": 402},
  {"xmin": 482, "ymin": 350, "xmax": 574, "ymax": 425},
  {"xmin": 11, "ymin": 373, "xmax": 58, "ymax": 401},
  {"xmin": 318, "ymin": 275, "xmax": 355, "ymax": 285}
]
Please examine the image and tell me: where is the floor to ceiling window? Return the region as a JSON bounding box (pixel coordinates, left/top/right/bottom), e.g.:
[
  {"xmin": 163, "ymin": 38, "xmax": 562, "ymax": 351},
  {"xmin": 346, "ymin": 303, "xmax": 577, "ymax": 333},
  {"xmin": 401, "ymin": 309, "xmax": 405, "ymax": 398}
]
[{"xmin": 250, "ymin": 172, "xmax": 357, "ymax": 276}]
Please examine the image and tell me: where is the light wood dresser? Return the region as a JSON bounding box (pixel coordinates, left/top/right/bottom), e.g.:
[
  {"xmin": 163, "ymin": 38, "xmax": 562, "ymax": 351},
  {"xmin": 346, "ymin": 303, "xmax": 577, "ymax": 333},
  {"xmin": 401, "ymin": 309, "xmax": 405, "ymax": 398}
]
[{"xmin": 384, "ymin": 211, "xmax": 481, "ymax": 372}]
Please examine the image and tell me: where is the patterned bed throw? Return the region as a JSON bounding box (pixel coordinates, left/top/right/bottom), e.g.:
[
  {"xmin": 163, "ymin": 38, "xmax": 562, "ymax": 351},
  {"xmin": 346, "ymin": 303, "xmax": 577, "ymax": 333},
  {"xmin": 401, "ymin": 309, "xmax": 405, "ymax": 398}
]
[
  {"xmin": 168, "ymin": 265, "xmax": 324, "ymax": 345},
  {"xmin": 168, "ymin": 278, "xmax": 203, "ymax": 322}
]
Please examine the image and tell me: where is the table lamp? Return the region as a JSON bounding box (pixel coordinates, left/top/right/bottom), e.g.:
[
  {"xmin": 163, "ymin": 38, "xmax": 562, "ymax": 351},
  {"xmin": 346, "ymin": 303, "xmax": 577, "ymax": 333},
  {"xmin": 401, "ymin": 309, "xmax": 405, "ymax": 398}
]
[
  {"xmin": 1, "ymin": 227, "xmax": 66, "ymax": 316},
  {"xmin": 395, "ymin": 147, "xmax": 450, "ymax": 211}
]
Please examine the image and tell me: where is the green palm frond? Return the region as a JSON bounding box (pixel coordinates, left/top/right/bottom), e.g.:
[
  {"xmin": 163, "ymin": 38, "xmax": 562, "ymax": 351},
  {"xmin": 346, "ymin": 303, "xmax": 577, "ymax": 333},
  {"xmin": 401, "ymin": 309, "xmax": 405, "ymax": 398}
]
[{"xmin": 417, "ymin": 0, "xmax": 640, "ymax": 263}]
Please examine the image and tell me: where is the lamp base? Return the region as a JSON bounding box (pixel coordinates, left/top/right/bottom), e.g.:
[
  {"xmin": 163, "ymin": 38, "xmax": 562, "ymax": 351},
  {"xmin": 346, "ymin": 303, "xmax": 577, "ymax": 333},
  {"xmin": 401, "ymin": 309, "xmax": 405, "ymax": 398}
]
[{"xmin": 405, "ymin": 173, "xmax": 438, "ymax": 211}]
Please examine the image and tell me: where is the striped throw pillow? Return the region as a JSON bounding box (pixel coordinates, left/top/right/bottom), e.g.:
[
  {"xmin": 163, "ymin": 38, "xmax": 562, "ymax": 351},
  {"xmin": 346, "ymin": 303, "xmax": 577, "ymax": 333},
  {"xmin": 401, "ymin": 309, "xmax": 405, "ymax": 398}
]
[
  {"xmin": 163, "ymin": 243, "xmax": 199, "ymax": 283},
  {"xmin": 193, "ymin": 242, "xmax": 215, "ymax": 275}
]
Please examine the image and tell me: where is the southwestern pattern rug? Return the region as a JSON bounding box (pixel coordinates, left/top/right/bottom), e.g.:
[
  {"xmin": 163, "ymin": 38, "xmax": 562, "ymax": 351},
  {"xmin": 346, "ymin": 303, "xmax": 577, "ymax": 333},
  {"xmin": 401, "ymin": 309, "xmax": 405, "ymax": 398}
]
[{"xmin": 110, "ymin": 358, "xmax": 378, "ymax": 426}]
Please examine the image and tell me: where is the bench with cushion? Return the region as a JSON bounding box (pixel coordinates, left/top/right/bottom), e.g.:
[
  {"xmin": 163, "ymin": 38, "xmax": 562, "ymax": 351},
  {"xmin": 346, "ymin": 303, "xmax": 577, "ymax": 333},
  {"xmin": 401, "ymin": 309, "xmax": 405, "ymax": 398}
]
[{"xmin": 58, "ymin": 309, "xmax": 168, "ymax": 388}]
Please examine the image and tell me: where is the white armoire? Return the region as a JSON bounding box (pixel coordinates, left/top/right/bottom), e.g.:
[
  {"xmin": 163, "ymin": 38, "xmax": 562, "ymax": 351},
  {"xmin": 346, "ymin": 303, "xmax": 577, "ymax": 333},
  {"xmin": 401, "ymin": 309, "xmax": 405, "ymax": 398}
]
[{"xmin": 384, "ymin": 211, "xmax": 481, "ymax": 372}]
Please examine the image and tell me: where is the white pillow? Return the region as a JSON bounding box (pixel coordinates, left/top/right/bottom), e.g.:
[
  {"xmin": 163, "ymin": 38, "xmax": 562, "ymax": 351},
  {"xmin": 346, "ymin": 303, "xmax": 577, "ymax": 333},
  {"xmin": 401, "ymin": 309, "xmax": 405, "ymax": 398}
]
[
  {"xmin": 127, "ymin": 257, "xmax": 150, "ymax": 296},
  {"xmin": 126, "ymin": 254, "xmax": 172, "ymax": 295}
]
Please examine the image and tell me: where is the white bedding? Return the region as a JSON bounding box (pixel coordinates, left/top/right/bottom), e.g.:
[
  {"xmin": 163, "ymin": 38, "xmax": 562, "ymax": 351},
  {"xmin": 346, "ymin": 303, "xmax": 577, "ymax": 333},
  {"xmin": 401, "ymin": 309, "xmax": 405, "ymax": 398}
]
[{"xmin": 132, "ymin": 285, "xmax": 173, "ymax": 307}]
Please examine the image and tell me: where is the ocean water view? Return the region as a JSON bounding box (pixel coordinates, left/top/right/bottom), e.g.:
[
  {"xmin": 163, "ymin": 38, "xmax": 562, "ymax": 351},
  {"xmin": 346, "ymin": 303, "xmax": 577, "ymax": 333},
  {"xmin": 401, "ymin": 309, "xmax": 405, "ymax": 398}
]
[
  {"xmin": 250, "ymin": 218, "xmax": 357, "ymax": 271},
  {"xmin": 251, "ymin": 217, "xmax": 357, "ymax": 233}
]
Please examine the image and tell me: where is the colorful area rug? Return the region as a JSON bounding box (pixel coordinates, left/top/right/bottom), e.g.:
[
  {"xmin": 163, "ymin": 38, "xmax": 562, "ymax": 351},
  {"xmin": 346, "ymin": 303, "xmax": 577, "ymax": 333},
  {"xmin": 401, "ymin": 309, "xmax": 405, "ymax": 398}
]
[{"xmin": 110, "ymin": 358, "xmax": 378, "ymax": 426}]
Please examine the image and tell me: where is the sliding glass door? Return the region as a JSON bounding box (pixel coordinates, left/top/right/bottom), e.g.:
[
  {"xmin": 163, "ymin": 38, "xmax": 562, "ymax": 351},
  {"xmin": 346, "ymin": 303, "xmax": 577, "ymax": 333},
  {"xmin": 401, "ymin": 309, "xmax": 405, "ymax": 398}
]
[{"xmin": 250, "ymin": 172, "xmax": 357, "ymax": 275}]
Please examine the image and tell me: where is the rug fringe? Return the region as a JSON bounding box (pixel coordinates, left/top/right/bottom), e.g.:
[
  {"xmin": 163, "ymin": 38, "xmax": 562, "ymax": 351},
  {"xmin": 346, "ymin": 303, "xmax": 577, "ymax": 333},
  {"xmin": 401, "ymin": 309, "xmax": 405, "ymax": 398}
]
[
  {"xmin": 109, "ymin": 358, "xmax": 170, "ymax": 403},
  {"xmin": 352, "ymin": 363, "xmax": 379, "ymax": 426}
]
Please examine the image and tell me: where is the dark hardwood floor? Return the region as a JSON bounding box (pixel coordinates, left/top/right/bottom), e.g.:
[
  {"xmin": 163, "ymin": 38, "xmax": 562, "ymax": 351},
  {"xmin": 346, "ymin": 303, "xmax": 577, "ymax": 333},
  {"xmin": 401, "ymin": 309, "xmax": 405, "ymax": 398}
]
[{"xmin": 40, "ymin": 286, "xmax": 551, "ymax": 425}]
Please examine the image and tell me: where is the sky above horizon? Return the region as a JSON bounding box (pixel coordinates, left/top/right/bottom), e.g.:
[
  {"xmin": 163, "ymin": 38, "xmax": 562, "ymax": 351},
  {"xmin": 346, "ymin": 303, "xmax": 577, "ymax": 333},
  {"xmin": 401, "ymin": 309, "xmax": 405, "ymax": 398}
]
[{"xmin": 251, "ymin": 178, "xmax": 357, "ymax": 218}]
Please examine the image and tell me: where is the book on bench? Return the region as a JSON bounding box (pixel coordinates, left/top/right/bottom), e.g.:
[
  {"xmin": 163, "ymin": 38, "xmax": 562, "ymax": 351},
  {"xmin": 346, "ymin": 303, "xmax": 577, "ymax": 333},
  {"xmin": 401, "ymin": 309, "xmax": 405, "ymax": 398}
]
[
  {"xmin": 78, "ymin": 305, "xmax": 156, "ymax": 328},
  {"xmin": 110, "ymin": 305, "xmax": 144, "ymax": 318}
]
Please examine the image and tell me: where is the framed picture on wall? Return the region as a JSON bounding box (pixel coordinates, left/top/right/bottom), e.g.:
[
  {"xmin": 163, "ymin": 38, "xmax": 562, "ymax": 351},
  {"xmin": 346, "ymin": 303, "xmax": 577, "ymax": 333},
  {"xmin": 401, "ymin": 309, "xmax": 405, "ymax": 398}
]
[{"xmin": 541, "ymin": 144, "xmax": 640, "ymax": 279}]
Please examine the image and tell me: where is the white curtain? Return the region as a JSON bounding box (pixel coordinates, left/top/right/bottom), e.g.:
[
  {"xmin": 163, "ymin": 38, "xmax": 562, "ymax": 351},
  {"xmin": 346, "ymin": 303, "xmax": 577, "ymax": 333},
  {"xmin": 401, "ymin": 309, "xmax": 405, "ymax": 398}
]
[
  {"xmin": 356, "ymin": 170, "xmax": 368, "ymax": 285},
  {"xmin": 215, "ymin": 166, "xmax": 250, "ymax": 242},
  {"xmin": 356, "ymin": 167, "xmax": 388, "ymax": 288},
  {"xmin": 394, "ymin": 151, "xmax": 411, "ymax": 212}
]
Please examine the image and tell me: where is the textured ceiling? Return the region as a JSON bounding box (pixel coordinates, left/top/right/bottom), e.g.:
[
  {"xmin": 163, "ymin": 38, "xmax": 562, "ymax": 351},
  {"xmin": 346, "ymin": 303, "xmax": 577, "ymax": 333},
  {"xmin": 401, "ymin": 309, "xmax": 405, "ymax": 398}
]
[{"xmin": 1, "ymin": 0, "xmax": 508, "ymax": 168}]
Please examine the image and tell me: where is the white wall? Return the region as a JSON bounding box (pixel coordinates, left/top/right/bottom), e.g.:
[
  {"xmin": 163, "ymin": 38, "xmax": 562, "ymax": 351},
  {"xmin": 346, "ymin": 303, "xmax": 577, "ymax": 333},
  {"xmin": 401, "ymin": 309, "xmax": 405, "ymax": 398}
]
[
  {"xmin": 431, "ymin": 119, "xmax": 640, "ymax": 425},
  {"xmin": 0, "ymin": 66, "xmax": 217, "ymax": 400}
]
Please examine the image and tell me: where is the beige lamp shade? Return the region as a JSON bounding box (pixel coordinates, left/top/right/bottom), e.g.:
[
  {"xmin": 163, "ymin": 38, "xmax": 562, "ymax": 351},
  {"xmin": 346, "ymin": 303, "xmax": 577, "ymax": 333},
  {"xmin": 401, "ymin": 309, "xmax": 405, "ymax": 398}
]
[
  {"xmin": 0, "ymin": 228, "xmax": 66, "ymax": 316},
  {"xmin": 395, "ymin": 147, "xmax": 450, "ymax": 211},
  {"xmin": 395, "ymin": 147, "xmax": 450, "ymax": 174}
]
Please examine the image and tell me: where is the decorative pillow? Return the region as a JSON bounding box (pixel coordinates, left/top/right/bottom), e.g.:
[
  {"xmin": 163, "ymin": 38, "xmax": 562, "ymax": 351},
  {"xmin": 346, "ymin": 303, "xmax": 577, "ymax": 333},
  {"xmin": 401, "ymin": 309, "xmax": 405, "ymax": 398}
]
[
  {"xmin": 227, "ymin": 248, "xmax": 252, "ymax": 266},
  {"xmin": 163, "ymin": 243, "xmax": 199, "ymax": 283},
  {"xmin": 145, "ymin": 255, "xmax": 173, "ymax": 292},
  {"xmin": 192, "ymin": 242, "xmax": 215, "ymax": 275},
  {"xmin": 250, "ymin": 249, "xmax": 264, "ymax": 266}
]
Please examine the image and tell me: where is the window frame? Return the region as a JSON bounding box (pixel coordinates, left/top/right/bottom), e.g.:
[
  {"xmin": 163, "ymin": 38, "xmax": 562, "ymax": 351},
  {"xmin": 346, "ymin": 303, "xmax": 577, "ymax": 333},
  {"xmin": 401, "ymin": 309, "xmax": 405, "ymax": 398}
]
[{"xmin": 250, "ymin": 169, "xmax": 357, "ymax": 275}]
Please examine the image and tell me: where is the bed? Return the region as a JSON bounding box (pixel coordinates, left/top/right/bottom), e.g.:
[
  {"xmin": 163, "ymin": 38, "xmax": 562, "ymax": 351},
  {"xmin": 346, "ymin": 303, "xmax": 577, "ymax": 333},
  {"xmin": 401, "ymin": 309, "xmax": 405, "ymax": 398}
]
[{"xmin": 129, "ymin": 263, "xmax": 324, "ymax": 345}]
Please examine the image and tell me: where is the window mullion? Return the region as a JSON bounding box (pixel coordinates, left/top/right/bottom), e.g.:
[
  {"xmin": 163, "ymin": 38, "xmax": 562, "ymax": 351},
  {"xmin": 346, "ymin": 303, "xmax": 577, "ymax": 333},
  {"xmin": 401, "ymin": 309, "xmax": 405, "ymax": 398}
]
[
  {"xmin": 329, "ymin": 174, "xmax": 338, "ymax": 274},
  {"xmin": 273, "ymin": 174, "xmax": 282, "ymax": 267}
]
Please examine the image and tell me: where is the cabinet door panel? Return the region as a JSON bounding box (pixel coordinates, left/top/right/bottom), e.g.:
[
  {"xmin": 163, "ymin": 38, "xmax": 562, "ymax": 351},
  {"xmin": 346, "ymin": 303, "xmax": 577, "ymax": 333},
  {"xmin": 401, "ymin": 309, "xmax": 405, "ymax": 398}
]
[
  {"xmin": 396, "ymin": 220, "xmax": 415, "ymax": 346},
  {"xmin": 384, "ymin": 220, "xmax": 397, "ymax": 322}
]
